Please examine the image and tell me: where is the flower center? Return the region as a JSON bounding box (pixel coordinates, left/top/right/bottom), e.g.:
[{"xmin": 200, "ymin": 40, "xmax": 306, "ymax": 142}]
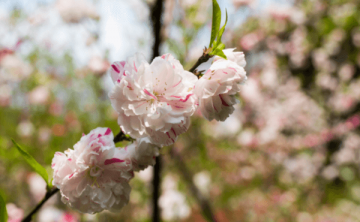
[{"xmin": 89, "ymin": 166, "xmax": 103, "ymax": 177}]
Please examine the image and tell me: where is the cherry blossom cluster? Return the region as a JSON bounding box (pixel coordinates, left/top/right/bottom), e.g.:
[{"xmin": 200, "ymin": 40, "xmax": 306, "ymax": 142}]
[
  {"xmin": 51, "ymin": 127, "xmax": 158, "ymax": 213},
  {"xmin": 51, "ymin": 48, "xmax": 246, "ymax": 213},
  {"xmin": 109, "ymin": 49, "xmax": 246, "ymax": 146}
]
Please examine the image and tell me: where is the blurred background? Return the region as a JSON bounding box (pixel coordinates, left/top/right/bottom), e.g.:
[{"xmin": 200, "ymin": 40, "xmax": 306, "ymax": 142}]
[{"xmin": 1, "ymin": 0, "xmax": 360, "ymax": 221}]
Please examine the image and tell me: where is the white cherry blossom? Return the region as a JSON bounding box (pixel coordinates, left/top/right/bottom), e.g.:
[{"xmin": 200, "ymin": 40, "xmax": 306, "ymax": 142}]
[
  {"xmin": 195, "ymin": 50, "xmax": 247, "ymax": 121},
  {"xmin": 51, "ymin": 127, "xmax": 133, "ymax": 214},
  {"xmin": 126, "ymin": 137, "xmax": 159, "ymax": 171},
  {"xmin": 109, "ymin": 53, "xmax": 197, "ymax": 146},
  {"xmin": 213, "ymin": 48, "xmax": 247, "ymax": 68}
]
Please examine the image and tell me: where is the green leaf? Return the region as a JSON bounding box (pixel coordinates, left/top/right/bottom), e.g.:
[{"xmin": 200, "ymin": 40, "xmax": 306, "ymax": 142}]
[
  {"xmin": 213, "ymin": 41, "xmax": 225, "ymax": 51},
  {"xmin": 12, "ymin": 139, "xmax": 51, "ymax": 188},
  {"xmin": 217, "ymin": 42, "xmax": 226, "ymax": 51},
  {"xmin": 0, "ymin": 193, "xmax": 7, "ymax": 222},
  {"xmin": 212, "ymin": 48, "xmax": 227, "ymax": 59},
  {"xmin": 209, "ymin": 0, "xmax": 221, "ymax": 47},
  {"xmin": 216, "ymin": 9, "xmax": 228, "ymax": 45},
  {"xmin": 212, "ymin": 40, "xmax": 217, "ymax": 48}
]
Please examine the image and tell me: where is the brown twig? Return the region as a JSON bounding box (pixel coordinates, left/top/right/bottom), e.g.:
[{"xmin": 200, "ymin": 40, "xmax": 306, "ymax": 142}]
[
  {"xmin": 189, "ymin": 48, "xmax": 212, "ymax": 73},
  {"xmin": 21, "ymin": 187, "xmax": 59, "ymax": 222}
]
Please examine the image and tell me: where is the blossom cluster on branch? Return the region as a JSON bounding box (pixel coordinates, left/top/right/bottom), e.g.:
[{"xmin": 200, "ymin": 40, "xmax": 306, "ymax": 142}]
[{"xmin": 51, "ymin": 48, "xmax": 247, "ymax": 213}]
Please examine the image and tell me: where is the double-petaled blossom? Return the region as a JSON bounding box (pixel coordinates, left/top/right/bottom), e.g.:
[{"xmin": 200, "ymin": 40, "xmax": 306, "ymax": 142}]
[
  {"xmin": 213, "ymin": 48, "xmax": 246, "ymax": 67},
  {"xmin": 51, "ymin": 127, "xmax": 133, "ymax": 214},
  {"xmin": 126, "ymin": 137, "xmax": 159, "ymax": 171},
  {"xmin": 195, "ymin": 49, "xmax": 247, "ymax": 121},
  {"xmin": 109, "ymin": 53, "xmax": 198, "ymax": 146}
]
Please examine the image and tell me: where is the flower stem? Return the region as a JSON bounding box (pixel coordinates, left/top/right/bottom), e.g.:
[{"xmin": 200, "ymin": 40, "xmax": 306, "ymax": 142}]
[{"xmin": 21, "ymin": 187, "xmax": 59, "ymax": 222}]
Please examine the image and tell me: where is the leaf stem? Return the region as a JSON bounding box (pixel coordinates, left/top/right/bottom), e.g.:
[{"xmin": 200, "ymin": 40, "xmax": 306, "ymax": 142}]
[{"xmin": 21, "ymin": 187, "xmax": 59, "ymax": 222}]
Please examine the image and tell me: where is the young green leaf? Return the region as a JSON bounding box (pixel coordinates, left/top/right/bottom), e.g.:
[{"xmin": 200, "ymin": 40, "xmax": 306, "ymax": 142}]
[
  {"xmin": 212, "ymin": 48, "xmax": 227, "ymax": 59},
  {"xmin": 216, "ymin": 9, "xmax": 228, "ymax": 45},
  {"xmin": 216, "ymin": 42, "xmax": 226, "ymax": 51},
  {"xmin": 212, "ymin": 41, "xmax": 226, "ymax": 52},
  {"xmin": 212, "ymin": 40, "xmax": 217, "ymax": 48},
  {"xmin": 0, "ymin": 193, "xmax": 7, "ymax": 222},
  {"xmin": 209, "ymin": 0, "xmax": 221, "ymax": 47},
  {"xmin": 11, "ymin": 139, "xmax": 51, "ymax": 188}
]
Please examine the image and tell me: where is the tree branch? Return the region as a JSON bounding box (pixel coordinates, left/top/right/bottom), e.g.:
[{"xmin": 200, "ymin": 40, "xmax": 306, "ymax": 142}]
[
  {"xmin": 113, "ymin": 130, "xmax": 133, "ymax": 143},
  {"xmin": 21, "ymin": 187, "xmax": 59, "ymax": 222},
  {"xmin": 152, "ymin": 156, "xmax": 162, "ymax": 222},
  {"xmin": 149, "ymin": 0, "xmax": 164, "ymax": 221},
  {"xmin": 189, "ymin": 52, "xmax": 212, "ymax": 73}
]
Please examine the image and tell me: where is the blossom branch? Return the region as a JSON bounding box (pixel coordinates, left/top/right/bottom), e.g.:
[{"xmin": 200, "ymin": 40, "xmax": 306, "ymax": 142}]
[
  {"xmin": 113, "ymin": 130, "xmax": 133, "ymax": 143},
  {"xmin": 189, "ymin": 48, "xmax": 212, "ymax": 73},
  {"xmin": 22, "ymin": 131, "xmax": 132, "ymax": 221},
  {"xmin": 170, "ymin": 148, "xmax": 217, "ymax": 222},
  {"xmin": 21, "ymin": 187, "xmax": 59, "ymax": 222}
]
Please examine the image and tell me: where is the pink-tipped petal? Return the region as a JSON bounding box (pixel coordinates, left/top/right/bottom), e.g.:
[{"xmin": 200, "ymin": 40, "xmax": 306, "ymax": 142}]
[
  {"xmin": 104, "ymin": 158, "xmax": 125, "ymax": 165},
  {"xmin": 104, "ymin": 128, "xmax": 112, "ymax": 135},
  {"xmin": 112, "ymin": 64, "xmax": 120, "ymax": 73}
]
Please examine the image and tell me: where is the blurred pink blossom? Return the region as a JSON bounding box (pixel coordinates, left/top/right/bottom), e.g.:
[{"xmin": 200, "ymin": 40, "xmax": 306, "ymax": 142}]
[
  {"xmin": 312, "ymin": 49, "xmax": 336, "ymax": 72},
  {"xmin": 137, "ymin": 166, "xmax": 153, "ymax": 182},
  {"xmin": 6, "ymin": 203, "xmax": 23, "ymax": 222},
  {"xmin": 179, "ymin": 0, "xmax": 197, "ymax": 8},
  {"xmin": 193, "ymin": 171, "xmax": 211, "ymax": 195},
  {"xmin": 232, "ymin": 0, "xmax": 255, "ymax": 8},
  {"xmin": 49, "ymin": 102, "xmax": 63, "ymax": 116},
  {"xmin": 268, "ymin": 6, "xmax": 292, "ymax": 21},
  {"xmin": 329, "ymin": 93, "xmax": 355, "ymax": 113},
  {"xmin": 27, "ymin": 173, "xmax": 47, "ymax": 202},
  {"xmin": 38, "ymin": 127, "xmax": 52, "ymax": 143},
  {"xmin": 55, "ymin": 0, "xmax": 99, "ymax": 23},
  {"xmin": 17, "ymin": 121, "xmax": 34, "ymax": 137},
  {"xmin": 88, "ymin": 56, "xmax": 110, "ymax": 75},
  {"xmin": 38, "ymin": 208, "xmax": 78, "ymax": 222},
  {"xmin": 28, "ymin": 86, "xmax": 50, "ymax": 105},
  {"xmin": 352, "ymin": 28, "xmax": 360, "ymax": 47},
  {"xmin": 338, "ymin": 63, "xmax": 355, "ymax": 82},
  {"xmin": 159, "ymin": 175, "xmax": 191, "ymax": 220},
  {"xmin": 0, "ymin": 48, "xmax": 14, "ymax": 62},
  {"xmin": 0, "ymin": 84, "xmax": 11, "ymax": 107},
  {"xmin": 38, "ymin": 207, "xmax": 78, "ymax": 222},
  {"xmin": 0, "ymin": 54, "xmax": 33, "ymax": 82},
  {"xmin": 333, "ymin": 146, "xmax": 356, "ymax": 166},
  {"xmin": 322, "ymin": 165, "xmax": 339, "ymax": 180},
  {"xmin": 316, "ymin": 73, "xmax": 338, "ymax": 91},
  {"xmin": 240, "ymin": 32, "xmax": 264, "ymax": 51},
  {"xmin": 61, "ymin": 213, "xmax": 78, "ymax": 222}
]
